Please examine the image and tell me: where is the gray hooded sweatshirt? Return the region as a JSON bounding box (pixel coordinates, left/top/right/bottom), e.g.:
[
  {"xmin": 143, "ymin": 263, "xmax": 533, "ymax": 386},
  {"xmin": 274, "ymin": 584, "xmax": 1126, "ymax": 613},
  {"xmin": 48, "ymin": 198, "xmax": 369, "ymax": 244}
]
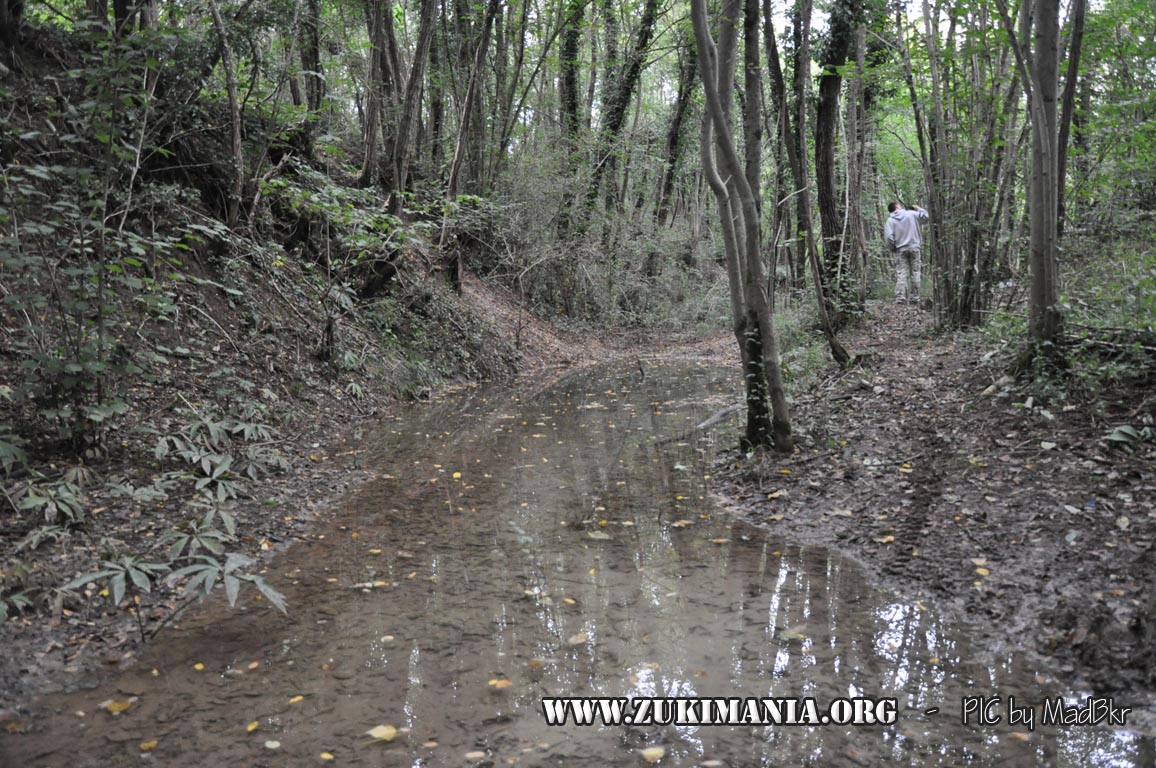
[{"xmin": 884, "ymin": 207, "xmax": 929, "ymax": 252}]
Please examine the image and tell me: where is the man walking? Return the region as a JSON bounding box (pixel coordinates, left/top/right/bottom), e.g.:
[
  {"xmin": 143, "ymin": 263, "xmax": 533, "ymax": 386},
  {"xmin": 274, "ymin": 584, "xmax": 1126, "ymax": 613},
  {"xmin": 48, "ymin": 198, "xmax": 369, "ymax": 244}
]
[{"xmin": 884, "ymin": 202, "xmax": 929, "ymax": 305}]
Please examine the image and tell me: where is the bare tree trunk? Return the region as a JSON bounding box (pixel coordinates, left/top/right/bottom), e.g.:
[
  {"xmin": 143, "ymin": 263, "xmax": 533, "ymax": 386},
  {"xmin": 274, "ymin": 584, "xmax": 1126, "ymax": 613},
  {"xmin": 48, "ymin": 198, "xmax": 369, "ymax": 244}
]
[
  {"xmin": 208, "ymin": 0, "xmax": 244, "ymax": 228},
  {"xmin": 1057, "ymin": 0, "xmax": 1086, "ymax": 236},
  {"xmin": 446, "ymin": 0, "xmax": 501, "ymax": 201},
  {"xmin": 692, "ymin": 0, "xmax": 792, "ymax": 451},
  {"xmin": 996, "ymin": 0, "xmax": 1063, "ymax": 347},
  {"xmin": 301, "ymin": 0, "xmax": 324, "ymax": 115},
  {"xmin": 765, "ymin": 0, "xmax": 848, "ymax": 364},
  {"xmin": 358, "ymin": 0, "xmax": 386, "ymax": 187},
  {"xmin": 389, "ymin": 0, "xmax": 437, "ymax": 214},
  {"xmin": 655, "ymin": 26, "xmax": 696, "ymax": 227}
]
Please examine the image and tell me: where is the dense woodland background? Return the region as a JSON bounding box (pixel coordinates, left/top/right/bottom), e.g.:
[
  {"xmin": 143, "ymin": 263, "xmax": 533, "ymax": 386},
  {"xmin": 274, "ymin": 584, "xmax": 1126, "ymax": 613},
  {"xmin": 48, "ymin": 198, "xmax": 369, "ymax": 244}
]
[{"xmin": 0, "ymin": 0, "xmax": 1154, "ymax": 637}]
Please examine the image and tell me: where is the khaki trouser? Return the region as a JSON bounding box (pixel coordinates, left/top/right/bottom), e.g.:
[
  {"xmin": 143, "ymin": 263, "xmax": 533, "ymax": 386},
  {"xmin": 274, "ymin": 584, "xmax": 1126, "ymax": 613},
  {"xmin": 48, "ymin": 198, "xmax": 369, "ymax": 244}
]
[{"xmin": 894, "ymin": 247, "xmax": 921, "ymax": 303}]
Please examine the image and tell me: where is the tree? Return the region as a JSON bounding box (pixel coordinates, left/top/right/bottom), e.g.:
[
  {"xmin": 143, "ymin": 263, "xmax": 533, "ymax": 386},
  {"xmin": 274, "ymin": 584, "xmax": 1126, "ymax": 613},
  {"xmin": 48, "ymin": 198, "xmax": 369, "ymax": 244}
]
[
  {"xmin": 997, "ymin": 0, "xmax": 1063, "ymax": 346},
  {"xmin": 692, "ymin": 0, "xmax": 792, "ymax": 451}
]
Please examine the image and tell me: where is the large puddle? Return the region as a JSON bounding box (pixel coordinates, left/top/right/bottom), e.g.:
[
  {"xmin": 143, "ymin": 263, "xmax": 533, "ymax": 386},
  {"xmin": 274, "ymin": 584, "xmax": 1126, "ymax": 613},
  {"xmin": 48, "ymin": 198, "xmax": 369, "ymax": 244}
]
[{"xmin": 3, "ymin": 362, "xmax": 1151, "ymax": 766}]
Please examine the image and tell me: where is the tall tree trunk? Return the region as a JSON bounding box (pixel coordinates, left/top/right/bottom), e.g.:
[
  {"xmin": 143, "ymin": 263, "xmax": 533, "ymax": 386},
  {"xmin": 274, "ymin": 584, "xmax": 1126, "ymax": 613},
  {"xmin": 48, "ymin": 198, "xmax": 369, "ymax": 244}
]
[
  {"xmin": 996, "ymin": 0, "xmax": 1063, "ymax": 347},
  {"xmin": 814, "ymin": 0, "xmax": 858, "ymax": 324},
  {"xmin": 390, "ymin": 0, "xmax": 437, "ymax": 214},
  {"xmin": 692, "ymin": 0, "xmax": 792, "ymax": 451},
  {"xmin": 790, "ymin": 0, "xmax": 812, "ymax": 288},
  {"xmin": 207, "ymin": 0, "xmax": 244, "ymax": 228},
  {"xmin": 301, "ymin": 0, "xmax": 324, "ymax": 115},
  {"xmin": 1057, "ymin": 0, "xmax": 1086, "ymax": 236},
  {"xmin": 655, "ymin": 26, "xmax": 696, "ymax": 227},
  {"xmin": 765, "ymin": 0, "xmax": 848, "ymax": 364},
  {"xmin": 576, "ymin": 0, "xmax": 660, "ymax": 234},
  {"xmin": 446, "ymin": 0, "xmax": 501, "ymax": 201},
  {"xmin": 358, "ymin": 0, "xmax": 386, "ymax": 187}
]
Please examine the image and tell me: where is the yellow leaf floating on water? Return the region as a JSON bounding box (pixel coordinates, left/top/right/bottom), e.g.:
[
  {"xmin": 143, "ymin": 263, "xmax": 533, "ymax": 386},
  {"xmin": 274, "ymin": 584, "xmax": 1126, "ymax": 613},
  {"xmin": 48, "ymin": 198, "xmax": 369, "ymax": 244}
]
[
  {"xmin": 971, "ymin": 558, "xmax": 987, "ymax": 566},
  {"xmin": 139, "ymin": 740, "xmax": 158, "ymax": 752},
  {"xmin": 320, "ymin": 752, "xmax": 334, "ymax": 760},
  {"xmin": 422, "ymin": 740, "xmax": 438, "ymax": 748},
  {"xmin": 104, "ymin": 699, "xmax": 133, "ymax": 714},
  {"xmin": 247, "ymin": 661, "xmax": 260, "ymax": 670},
  {"xmin": 289, "ymin": 695, "xmax": 304, "ymax": 704},
  {"xmin": 876, "ymin": 535, "xmax": 895, "ymax": 544},
  {"xmin": 265, "ymin": 740, "xmax": 281, "ymax": 749},
  {"xmin": 247, "ymin": 721, "xmax": 259, "ymax": 733},
  {"xmin": 193, "ymin": 663, "xmax": 205, "ymax": 671},
  {"xmin": 488, "ymin": 678, "xmax": 512, "ymax": 690},
  {"xmin": 528, "ymin": 659, "xmax": 544, "ymax": 670},
  {"xmin": 465, "ymin": 751, "xmax": 486, "ymax": 760},
  {"xmin": 640, "ymin": 746, "xmax": 666, "ymax": 762},
  {"xmin": 365, "ymin": 725, "xmax": 397, "ymax": 742},
  {"xmin": 563, "ymin": 597, "xmax": 576, "ymax": 605},
  {"xmin": 975, "ymin": 567, "xmax": 990, "ymax": 577},
  {"xmin": 567, "ymin": 632, "xmax": 589, "ymax": 645},
  {"xmin": 709, "ymin": 538, "xmax": 729, "ymax": 544}
]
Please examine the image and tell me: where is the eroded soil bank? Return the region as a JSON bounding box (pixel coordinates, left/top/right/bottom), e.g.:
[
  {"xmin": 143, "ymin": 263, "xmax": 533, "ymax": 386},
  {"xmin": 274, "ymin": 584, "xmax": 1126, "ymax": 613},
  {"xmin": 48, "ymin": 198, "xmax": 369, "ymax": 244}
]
[
  {"xmin": 715, "ymin": 302, "xmax": 1156, "ymax": 725},
  {"xmin": 1, "ymin": 354, "xmax": 1151, "ymax": 767}
]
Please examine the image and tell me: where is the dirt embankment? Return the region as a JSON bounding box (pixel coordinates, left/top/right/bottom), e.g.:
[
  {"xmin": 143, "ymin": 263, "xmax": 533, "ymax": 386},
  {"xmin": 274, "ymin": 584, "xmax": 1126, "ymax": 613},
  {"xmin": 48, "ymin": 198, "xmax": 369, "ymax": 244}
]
[
  {"xmin": 713, "ymin": 303, "xmax": 1156, "ymax": 713},
  {"xmin": 0, "ymin": 269, "xmax": 593, "ymax": 712}
]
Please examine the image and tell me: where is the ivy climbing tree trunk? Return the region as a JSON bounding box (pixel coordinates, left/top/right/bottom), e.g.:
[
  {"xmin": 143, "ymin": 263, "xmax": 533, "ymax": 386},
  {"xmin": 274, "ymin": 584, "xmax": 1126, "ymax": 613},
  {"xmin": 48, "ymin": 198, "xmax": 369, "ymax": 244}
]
[
  {"xmin": 576, "ymin": 0, "xmax": 660, "ymax": 234},
  {"xmin": 814, "ymin": 0, "xmax": 859, "ymax": 326}
]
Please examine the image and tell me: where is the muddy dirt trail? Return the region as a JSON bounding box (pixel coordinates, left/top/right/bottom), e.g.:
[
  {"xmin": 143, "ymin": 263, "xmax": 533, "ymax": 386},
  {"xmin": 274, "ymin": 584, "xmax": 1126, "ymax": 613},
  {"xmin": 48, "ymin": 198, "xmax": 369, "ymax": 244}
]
[{"xmin": 2, "ymin": 359, "xmax": 1151, "ymax": 766}]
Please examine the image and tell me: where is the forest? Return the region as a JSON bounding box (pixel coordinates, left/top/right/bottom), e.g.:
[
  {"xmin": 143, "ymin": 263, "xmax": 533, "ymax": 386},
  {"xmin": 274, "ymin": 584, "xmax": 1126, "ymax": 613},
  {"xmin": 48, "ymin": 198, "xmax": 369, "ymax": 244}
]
[{"xmin": 1, "ymin": 0, "xmax": 1154, "ymax": 764}]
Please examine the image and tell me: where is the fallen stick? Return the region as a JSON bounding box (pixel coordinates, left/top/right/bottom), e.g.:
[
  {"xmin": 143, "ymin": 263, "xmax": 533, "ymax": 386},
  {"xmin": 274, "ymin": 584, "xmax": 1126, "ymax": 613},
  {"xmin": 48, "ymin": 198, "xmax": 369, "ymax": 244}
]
[{"xmin": 653, "ymin": 403, "xmax": 743, "ymax": 446}]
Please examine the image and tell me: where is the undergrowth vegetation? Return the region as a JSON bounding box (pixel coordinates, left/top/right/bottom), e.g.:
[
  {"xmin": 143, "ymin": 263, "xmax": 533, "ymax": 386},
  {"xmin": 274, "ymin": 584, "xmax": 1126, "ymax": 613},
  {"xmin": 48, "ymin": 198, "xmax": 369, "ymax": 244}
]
[{"xmin": 0, "ymin": 29, "xmax": 518, "ymax": 638}]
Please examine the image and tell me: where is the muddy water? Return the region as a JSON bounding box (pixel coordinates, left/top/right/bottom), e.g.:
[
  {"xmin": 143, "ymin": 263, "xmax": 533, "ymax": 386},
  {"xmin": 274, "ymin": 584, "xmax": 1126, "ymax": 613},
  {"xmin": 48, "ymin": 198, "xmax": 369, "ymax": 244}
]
[{"xmin": 3, "ymin": 362, "xmax": 1151, "ymax": 767}]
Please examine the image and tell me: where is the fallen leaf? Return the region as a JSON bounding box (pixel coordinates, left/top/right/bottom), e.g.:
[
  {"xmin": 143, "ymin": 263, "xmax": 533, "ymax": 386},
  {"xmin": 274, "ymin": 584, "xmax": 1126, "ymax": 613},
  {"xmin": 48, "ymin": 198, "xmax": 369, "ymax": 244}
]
[
  {"xmin": 975, "ymin": 567, "xmax": 990, "ymax": 577},
  {"xmin": 528, "ymin": 659, "xmax": 544, "ymax": 670},
  {"xmin": 488, "ymin": 678, "xmax": 513, "ymax": 689},
  {"xmin": 265, "ymin": 741, "xmax": 281, "ymax": 749},
  {"xmin": 139, "ymin": 740, "xmax": 158, "ymax": 752},
  {"xmin": 875, "ymin": 535, "xmax": 895, "ymax": 544},
  {"xmin": 465, "ymin": 751, "xmax": 486, "ymax": 760},
  {"xmin": 247, "ymin": 661, "xmax": 260, "ymax": 670},
  {"xmin": 104, "ymin": 699, "xmax": 133, "ymax": 714},
  {"xmin": 247, "ymin": 721, "xmax": 259, "ymax": 733},
  {"xmin": 563, "ymin": 597, "xmax": 576, "ymax": 605},
  {"xmin": 289, "ymin": 695, "xmax": 304, "ymax": 704},
  {"xmin": 193, "ymin": 663, "xmax": 205, "ymax": 671},
  {"xmin": 587, "ymin": 530, "xmax": 611, "ymax": 540},
  {"xmin": 320, "ymin": 752, "xmax": 334, "ymax": 760},
  {"xmin": 971, "ymin": 558, "xmax": 987, "ymax": 566},
  {"xmin": 567, "ymin": 632, "xmax": 588, "ymax": 645},
  {"xmin": 423, "ymin": 740, "xmax": 438, "ymax": 747},
  {"xmin": 708, "ymin": 538, "xmax": 729, "ymax": 544},
  {"xmin": 640, "ymin": 746, "xmax": 666, "ymax": 762}
]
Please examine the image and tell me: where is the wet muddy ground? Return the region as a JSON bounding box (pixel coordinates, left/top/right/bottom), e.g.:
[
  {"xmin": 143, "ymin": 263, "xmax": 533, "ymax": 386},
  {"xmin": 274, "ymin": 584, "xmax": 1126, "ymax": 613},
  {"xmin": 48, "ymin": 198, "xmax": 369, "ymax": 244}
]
[{"xmin": 2, "ymin": 357, "xmax": 1152, "ymax": 766}]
